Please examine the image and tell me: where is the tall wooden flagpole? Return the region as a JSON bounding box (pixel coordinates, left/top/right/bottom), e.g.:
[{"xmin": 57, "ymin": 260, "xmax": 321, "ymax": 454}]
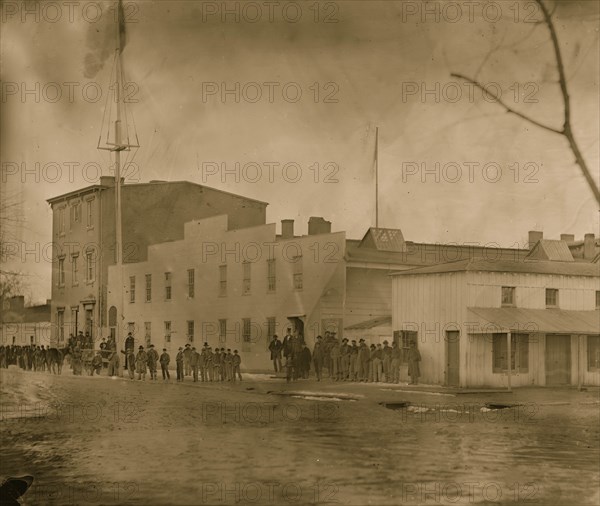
[{"xmin": 375, "ymin": 126, "xmax": 379, "ymax": 228}]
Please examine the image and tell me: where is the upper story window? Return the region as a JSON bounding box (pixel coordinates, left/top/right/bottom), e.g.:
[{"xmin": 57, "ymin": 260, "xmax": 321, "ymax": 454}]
[
  {"xmin": 165, "ymin": 272, "xmax": 172, "ymax": 300},
  {"xmin": 545, "ymin": 288, "xmax": 558, "ymax": 308},
  {"xmin": 219, "ymin": 265, "xmax": 227, "ymax": 296},
  {"xmin": 85, "ymin": 250, "xmax": 95, "ymax": 282},
  {"xmin": 70, "ymin": 202, "xmax": 80, "ymax": 228},
  {"xmin": 71, "ymin": 254, "xmax": 79, "ymax": 286},
  {"xmin": 501, "ymin": 286, "xmax": 515, "ymax": 306},
  {"xmin": 86, "ymin": 199, "xmax": 94, "ymax": 228},
  {"xmin": 267, "ymin": 258, "xmax": 276, "ymax": 292},
  {"xmin": 58, "ymin": 257, "xmax": 65, "ymax": 286},
  {"xmin": 187, "ymin": 269, "xmax": 195, "ymax": 298},
  {"xmin": 293, "ymin": 255, "xmax": 303, "ymax": 291},
  {"xmin": 145, "ymin": 274, "xmax": 152, "ymax": 302},
  {"xmin": 129, "ymin": 276, "xmax": 136, "ymax": 303},
  {"xmin": 58, "ymin": 207, "xmax": 65, "ymax": 235},
  {"xmin": 242, "ymin": 262, "xmax": 251, "ymax": 295}
]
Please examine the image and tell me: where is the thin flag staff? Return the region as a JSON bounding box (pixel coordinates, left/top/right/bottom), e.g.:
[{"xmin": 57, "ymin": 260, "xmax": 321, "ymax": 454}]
[{"xmin": 97, "ymin": 0, "xmax": 140, "ymax": 375}]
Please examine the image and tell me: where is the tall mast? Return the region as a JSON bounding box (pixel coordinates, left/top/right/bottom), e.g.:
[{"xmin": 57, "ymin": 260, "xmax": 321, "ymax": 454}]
[{"xmin": 375, "ymin": 126, "xmax": 379, "ymax": 228}]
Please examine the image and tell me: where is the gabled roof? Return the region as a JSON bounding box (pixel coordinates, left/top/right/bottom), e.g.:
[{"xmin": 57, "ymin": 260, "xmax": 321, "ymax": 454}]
[
  {"xmin": 358, "ymin": 228, "xmax": 407, "ymax": 252},
  {"xmin": 526, "ymin": 240, "xmax": 574, "ymax": 262},
  {"xmin": 390, "ymin": 258, "xmax": 600, "ymax": 277}
]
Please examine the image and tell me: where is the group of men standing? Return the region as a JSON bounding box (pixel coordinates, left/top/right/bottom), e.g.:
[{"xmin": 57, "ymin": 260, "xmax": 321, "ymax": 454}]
[
  {"xmin": 269, "ymin": 330, "xmax": 422, "ymax": 384},
  {"xmin": 174, "ymin": 344, "xmax": 243, "ymax": 383}
]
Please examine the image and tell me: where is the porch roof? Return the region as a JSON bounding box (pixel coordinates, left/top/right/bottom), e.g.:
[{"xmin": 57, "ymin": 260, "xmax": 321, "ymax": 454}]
[
  {"xmin": 467, "ymin": 307, "xmax": 600, "ymax": 335},
  {"xmin": 345, "ymin": 316, "xmax": 392, "ymax": 330}
]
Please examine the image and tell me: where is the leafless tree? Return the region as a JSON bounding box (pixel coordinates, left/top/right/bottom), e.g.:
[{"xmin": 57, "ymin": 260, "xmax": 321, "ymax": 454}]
[{"xmin": 451, "ymin": 0, "xmax": 600, "ymax": 205}]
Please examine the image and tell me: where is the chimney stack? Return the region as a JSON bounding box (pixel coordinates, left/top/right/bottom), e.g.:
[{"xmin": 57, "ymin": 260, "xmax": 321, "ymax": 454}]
[
  {"xmin": 584, "ymin": 233, "xmax": 596, "ymax": 259},
  {"xmin": 560, "ymin": 234, "xmax": 575, "ymax": 243},
  {"xmin": 308, "ymin": 216, "xmax": 332, "ymax": 235},
  {"xmin": 281, "ymin": 219, "xmax": 294, "ymax": 239},
  {"xmin": 528, "ymin": 231, "xmax": 543, "ymax": 249}
]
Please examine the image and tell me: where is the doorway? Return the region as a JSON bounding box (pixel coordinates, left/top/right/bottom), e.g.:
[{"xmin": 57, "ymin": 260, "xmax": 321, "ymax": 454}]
[{"xmin": 545, "ymin": 334, "xmax": 571, "ymax": 386}]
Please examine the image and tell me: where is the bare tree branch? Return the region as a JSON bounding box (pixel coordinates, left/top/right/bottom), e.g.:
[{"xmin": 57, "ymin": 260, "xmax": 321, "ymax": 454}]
[{"xmin": 451, "ymin": 0, "xmax": 600, "ymax": 205}]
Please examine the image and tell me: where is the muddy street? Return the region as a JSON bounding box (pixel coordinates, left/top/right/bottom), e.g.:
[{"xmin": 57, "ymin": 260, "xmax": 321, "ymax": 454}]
[{"xmin": 1, "ymin": 367, "xmax": 599, "ymax": 505}]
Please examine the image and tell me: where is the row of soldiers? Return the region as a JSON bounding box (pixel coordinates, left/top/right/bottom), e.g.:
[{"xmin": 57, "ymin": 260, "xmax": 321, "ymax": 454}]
[
  {"xmin": 0, "ymin": 344, "xmax": 51, "ymax": 371},
  {"xmin": 269, "ymin": 330, "xmax": 422, "ymax": 384},
  {"xmin": 119, "ymin": 340, "xmax": 243, "ymax": 383}
]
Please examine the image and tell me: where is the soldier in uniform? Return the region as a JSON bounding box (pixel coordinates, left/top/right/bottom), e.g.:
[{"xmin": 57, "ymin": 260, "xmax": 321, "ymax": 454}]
[
  {"xmin": 349, "ymin": 340, "xmax": 359, "ymax": 381},
  {"xmin": 183, "ymin": 343, "xmax": 192, "ymax": 377},
  {"xmin": 213, "ymin": 348, "xmax": 223, "ymax": 382},
  {"xmin": 147, "ymin": 344, "xmax": 159, "ymax": 380},
  {"xmin": 340, "ymin": 338, "xmax": 350, "ymax": 380},
  {"xmin": 190, "ymin": 347, "xmax": 199, "ymax": 382},
  {"xmin": 408, "ymin": 341, "xmax": 421, "ymax": 385},
  {"xmin": 72, "ymin": 345, "xmax": 83, "ymax": 375},
  {"xmin": 121, "ymin": 348, "xmax": 136, "ymax": 379},
  {"xmin": 312, "ymin": 336, "xmax": 324, "ymax": 381},
  {"xmin": 390, "ymin": 340, "xmax": 401, "ymax": 384},
  {"xmin": 124, "ymin": 332, "xmax": 135, "ymax": 369},
  {"xmin": 91, "ymin": 351, "xmax": 103, "ymax": 375},
  {"xmin": 269, "ymin": 335, "xmax": 283, "ymax": 372},
  {"xmin": 282, "ymin": 328, "xmax": 293, "ymax": 361},
  {"xmin": 232, "ymin": 350, "xmax": 242, "ymax": 382},
  {"xmin": 135, "ymin": 345, "xmax": 148, "ymax": 380},
  {"xmin": 160, "ymin": 348, "xmax": 170, "ymax": 381},
  {"xmin": 299, "ymin": 343, "xmax": 312, "ymax": 379},
  {"xmin": 107, "ymin": 348, "xmax": 120, "ymax": 377},
  {"xmin": 330, "ymin": 339, "xmax": 340, "ymax": 381},
  {"xmin": 224, "ymin": 349, "xmax": 233, "ymax": 381},
  {"xmin": 206, "ymin": 347, "xmax": 214, "ymax": 382},
  {"xmin": 175, "ymin": 347, "xmax": 184, "ymax": 382},
  {"xmin": 200, "ymin": 346, "xmax": 208, "ymax": 382},
  {"xmin": 382, "ymin": 340, "xmax": 392, "ymax": 382},
  {"xmin": 358, "ymin": 340, "xmax": 370, "ymax": 382}
]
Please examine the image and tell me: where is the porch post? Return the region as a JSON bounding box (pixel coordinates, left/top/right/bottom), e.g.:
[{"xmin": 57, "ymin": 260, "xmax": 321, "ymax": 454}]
[{"xmin": 507, "ymin": 331, "xmax": 512, "ymax": 392}]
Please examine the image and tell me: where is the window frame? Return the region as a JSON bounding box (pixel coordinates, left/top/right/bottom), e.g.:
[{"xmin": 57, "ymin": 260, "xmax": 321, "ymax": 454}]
[
  {"xmin": 545, "ymin": 288, "xmax": 558, "ymax": 308},
  {"xmin": 145, "ymin": 274, "xmax": 152, "ymax": 302},
  {"xmin": 501, "ymin": 286, "xmax": 515, "ymax": 307},
  {"xmin": 492, "ymin": 333, "xmax": 529, "ymax": 373}
]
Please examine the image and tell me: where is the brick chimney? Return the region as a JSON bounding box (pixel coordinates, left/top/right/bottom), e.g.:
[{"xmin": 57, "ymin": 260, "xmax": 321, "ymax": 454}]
[
  {"xmin": 560, "ymin": 234, "xmax": 575, "ymax": 243},
  {"xmin": 584, "ymin": 233, "xmax": 596, "ymax": 259},
  {"xmin": 308, "ymin": 217, "xmax": 332, "ymax": 235},
  {"xmin": 281, "ymin": 219, "xmax": 294, "ymax": 239},
  {"xmin": 528, "ymin": 231, "xmax": 543, "ymax": 249}
]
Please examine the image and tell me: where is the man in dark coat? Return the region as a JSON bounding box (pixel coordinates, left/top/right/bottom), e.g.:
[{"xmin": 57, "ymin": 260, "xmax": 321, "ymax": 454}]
[
  {"xmin": 299, "ymin": 344, "xmax": 312, "ymax": 379},
  {"xmin": 160, "ymin": 348, "xmax": 170, "ymax": 381},
  {"xmin": 408, "ymin": 341, "xmax": 421, "ymax": 385},
  {"xmin": 175, "ymin": 347, "xmax": 184, "ymax": 382},
  {"xmin": 312, "ymin": 336, "xmax": 324, "ymax": 381},
  {"xmin": 269, "ymin": 335, "xmax": 283, "ymax": 372}
]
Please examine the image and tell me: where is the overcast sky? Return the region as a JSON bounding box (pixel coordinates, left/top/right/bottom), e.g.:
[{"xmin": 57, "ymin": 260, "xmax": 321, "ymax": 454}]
[{"xmin": 2, "ymin": 0, "xmax": 599, "ymax": 304}]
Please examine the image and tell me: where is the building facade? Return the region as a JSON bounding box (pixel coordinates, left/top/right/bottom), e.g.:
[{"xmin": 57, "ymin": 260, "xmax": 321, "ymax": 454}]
[
  {"xmin": 46, "ymin": 178, "xmax": 267, "ymax": 346},
  {"xmin": 391, "ymin": 256, "xmax": 600, "ymax": 387}
]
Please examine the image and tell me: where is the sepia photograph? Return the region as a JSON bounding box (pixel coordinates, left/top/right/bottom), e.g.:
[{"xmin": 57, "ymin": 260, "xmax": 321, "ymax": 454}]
[{"xmin": 1, "ymin": 0, "xmax": 599, "ymax": 504}]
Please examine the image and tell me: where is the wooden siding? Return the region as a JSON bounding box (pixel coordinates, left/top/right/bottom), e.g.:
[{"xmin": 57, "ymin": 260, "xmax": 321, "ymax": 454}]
[{"xmin": 345, "ymin": 268, "xmax": 392, "ymax": 327}]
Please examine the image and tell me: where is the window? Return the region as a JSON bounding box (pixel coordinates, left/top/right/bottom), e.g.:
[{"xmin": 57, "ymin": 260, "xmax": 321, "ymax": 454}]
[
  {"xmin": 588, "ymin": 336, "xmax": 600, "ymax": 371},
  {"xmin": 70, "ymin": 202, "xmax": 80, "ymax": 226},
  {"xmin": 545, "ymin": 288, "xmax": 558, "ymax": 308},
  {"xmin": 58, "ymin": 257, "xmax": 65, "ymax": 286},
  {"xmin": 219, "ymin": 265, "xmax": 227, "ymax": 296},
  {"xmin": 165, "ymin": 272, "xmax": 172, "ymax": 300},
  {"xmin": 144, "ymin": 322, "xmax": 151, "ymax": 344},
  {"xmin": 501, "ymin": 286, "xmax": 515, "ymax": 306},
  {"xmin": 70, "ymin": 307, "xmax": 78, "ymax": 336},
  {"xmin": 492, "ymin": 333, "xmax": 529, "ymax": 373},
  {"xmin": 145, "ymin": 274, "xmax": 152, "ymax": 302},
  {"xmin": 57, "ymin": 310, "xmax": 65, "ymax": 343},
  {"xmin": 71, "ymin": 254, "xmax": 78, "ymax": 286},
  {"xmin": 596, "ymin": 291, "xmax": 600, "ymax": 309},
  {"xmin": 165, "ymin": 321, "xmax": 172, "ymax": 343},
  {"xmin": 128, "ymin": 322, "xmax": 136, "ymax": 336},
  {"xmin": 242, "ymin": 318, "xmax": 251, "ymax": 343},
  {"xmin": 187, "ymin": 269, "xmax": 195, "ymax": 298},
  {"xmin": 129, "ymin": 276, "xmax": 136, "ymax": 303},
  {"xmin": 242, "ymin": 262, "xmax": 251, "ymax": 295},
  {"xmin": 58, "ymin": 207, "xmax": 65, "ymax": 235},
  {"xmin": 86, "ymin": 200, "xmax": 93, "ymax": 228},
  {"xmin": 293, "ymin": 255, "xmax": 303, "ymax": 290},
  {"xmin": 187, "ymin": 320, "xmax": 194, "ymax": 342},
  {"xmin": 219, "ymin": 319, "xmax": 227, "ymax": 343},
  {"xmin": 393, "ymin": 330, "xmax": 417, "ymax": 363},
  {"xmin": 267, "ymin": 259, "xmax": 276, "ymax": 292},
  {"xmin": 267, "ymin": 317, "xmax": 276, "ymax": 349},
  {"xmin": 86, "ymin": 251, "xmax": 95, "ymax": 282}
]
